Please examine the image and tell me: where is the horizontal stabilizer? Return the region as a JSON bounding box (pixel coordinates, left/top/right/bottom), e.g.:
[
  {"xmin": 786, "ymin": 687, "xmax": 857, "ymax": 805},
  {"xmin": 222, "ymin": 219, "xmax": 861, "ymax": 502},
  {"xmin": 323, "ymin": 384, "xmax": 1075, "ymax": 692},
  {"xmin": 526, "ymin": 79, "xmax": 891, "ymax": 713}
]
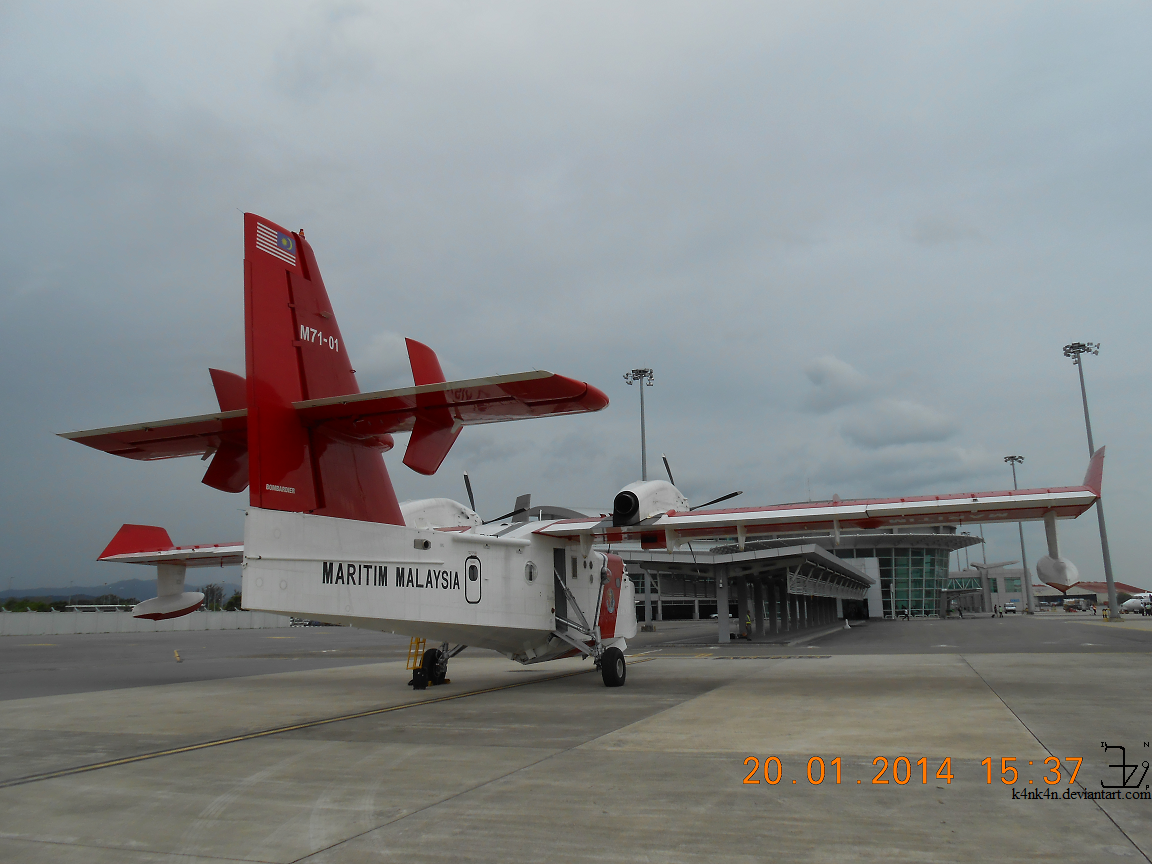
[
  {"xmin": 295, "ymin": 371, "xmax": 608, "ymax": 431},
  {"xmin": 60, "ymin": 373, "xmax": 607, "ymax": 473}
]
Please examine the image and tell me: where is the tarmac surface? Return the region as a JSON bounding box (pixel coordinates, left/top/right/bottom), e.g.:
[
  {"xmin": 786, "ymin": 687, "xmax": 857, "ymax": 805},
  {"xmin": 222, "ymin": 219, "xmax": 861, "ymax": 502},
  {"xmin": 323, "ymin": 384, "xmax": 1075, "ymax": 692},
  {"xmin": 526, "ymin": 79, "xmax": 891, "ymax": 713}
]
[{"xmin": 2, "ymin": 612, "xmax": 1151, "ymax": 862}]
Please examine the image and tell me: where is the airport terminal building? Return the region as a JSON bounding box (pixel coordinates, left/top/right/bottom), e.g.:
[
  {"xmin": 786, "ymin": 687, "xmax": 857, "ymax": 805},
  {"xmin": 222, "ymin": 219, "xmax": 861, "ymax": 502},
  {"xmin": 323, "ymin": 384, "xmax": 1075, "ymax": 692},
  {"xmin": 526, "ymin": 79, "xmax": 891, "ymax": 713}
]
[{"xmin": 621, "ymin": 526, "xmax": 983, "ymax": 623}]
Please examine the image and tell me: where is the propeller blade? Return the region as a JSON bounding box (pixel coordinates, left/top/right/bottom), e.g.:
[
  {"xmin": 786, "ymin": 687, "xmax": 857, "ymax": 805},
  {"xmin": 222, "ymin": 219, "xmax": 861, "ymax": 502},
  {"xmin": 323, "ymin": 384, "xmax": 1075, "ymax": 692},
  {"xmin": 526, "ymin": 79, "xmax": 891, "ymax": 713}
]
[
  {"xmin": 463, "ymin": 471, "xmax": 477, "ymax": 513},
  {"xmin": 662, "ymin": 454, "xmax": 676, "ymax": 486},
  {"xmin": 690, "ymin": 491, "xmax": 743, "ymax": 511},
  {"xmin": 483, "ymin": 507, "xmax": 527, "ymax": 525}
]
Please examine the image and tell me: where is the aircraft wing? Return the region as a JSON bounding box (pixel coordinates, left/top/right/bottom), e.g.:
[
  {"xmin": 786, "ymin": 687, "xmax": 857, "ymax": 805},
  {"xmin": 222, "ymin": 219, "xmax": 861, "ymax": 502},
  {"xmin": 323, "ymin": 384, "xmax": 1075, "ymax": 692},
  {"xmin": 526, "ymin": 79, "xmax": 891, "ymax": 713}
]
[
  {"xmin": 537, "ymin": 449, "xmax": 1105, "ymax": 549},
  {"xmin": 98, "ymin": 544, "xmax": 245, "ymax": 568},
  {"xmin": 97, "ymin": 523, "xmax": 244, "ymax": 567}
]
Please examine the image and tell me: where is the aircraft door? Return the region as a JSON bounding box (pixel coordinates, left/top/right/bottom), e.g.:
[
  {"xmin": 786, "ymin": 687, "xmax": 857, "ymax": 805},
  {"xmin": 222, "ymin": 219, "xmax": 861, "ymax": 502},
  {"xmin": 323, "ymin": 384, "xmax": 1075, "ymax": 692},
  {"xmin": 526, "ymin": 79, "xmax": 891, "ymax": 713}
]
[
  {"xmin": 553, "ymin": 548, "xmax": 567, "ymax": 631},
  {"xmin": 465, "ymin": 555, "xmax": 482, "ymax": 604}
]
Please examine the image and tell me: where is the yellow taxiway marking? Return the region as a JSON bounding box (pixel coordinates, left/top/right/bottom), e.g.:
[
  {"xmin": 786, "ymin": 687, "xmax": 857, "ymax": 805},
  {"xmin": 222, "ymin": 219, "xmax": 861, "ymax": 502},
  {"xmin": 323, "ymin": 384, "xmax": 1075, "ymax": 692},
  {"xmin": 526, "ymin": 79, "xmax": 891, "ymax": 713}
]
[
  {"xmin": 265, "ymin": 636, "xmax": 296, "ymax": 639},
  {"xmin": 0, "ymin": 661, "xmax": 658, "ymax": 790},
  {"xmin": 21, "ymin": 644, "xmax": 57, "ymax": 647}
]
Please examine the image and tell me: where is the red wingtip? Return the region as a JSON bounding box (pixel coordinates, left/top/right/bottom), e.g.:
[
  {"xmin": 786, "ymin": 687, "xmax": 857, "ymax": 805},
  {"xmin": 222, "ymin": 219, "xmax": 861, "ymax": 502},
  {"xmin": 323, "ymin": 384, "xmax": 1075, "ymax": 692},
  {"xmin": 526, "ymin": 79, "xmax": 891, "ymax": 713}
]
[
  {"xmin": 1083, "ymin": 446, "xmax": 1105, "ymax": 496},
  {"xmin": 406, "ymin": 338, "xmax": 446, "ymax": 387},
  {"xmin": 99, "ymin": 524, "xmax": 174, "ymax": 560}
]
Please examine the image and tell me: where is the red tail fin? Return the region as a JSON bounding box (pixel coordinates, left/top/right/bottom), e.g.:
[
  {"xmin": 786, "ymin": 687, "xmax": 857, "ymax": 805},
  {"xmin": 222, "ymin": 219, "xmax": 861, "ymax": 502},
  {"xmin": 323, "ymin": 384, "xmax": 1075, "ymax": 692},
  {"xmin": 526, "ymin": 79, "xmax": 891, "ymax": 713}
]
[{"xmin": 244, "ymin": 214, "xmax": 404, "ymax": 524}]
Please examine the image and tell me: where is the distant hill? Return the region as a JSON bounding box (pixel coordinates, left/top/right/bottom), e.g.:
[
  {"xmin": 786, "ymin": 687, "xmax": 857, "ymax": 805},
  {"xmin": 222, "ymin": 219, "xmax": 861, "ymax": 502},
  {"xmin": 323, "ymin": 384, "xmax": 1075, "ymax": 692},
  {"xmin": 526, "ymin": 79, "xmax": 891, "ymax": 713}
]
[{"xmin": 0, "ymin": 579, "xmax": 241, "ymax": 602}]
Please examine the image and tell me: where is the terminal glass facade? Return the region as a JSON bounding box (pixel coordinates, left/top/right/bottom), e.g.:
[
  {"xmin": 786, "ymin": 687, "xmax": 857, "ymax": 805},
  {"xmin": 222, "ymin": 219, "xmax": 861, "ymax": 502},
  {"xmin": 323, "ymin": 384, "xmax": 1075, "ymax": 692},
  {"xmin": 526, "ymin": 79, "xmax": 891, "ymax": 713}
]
[{"xmin": 835, "ymin": 547, "xmax": 953, "ymax": 618}]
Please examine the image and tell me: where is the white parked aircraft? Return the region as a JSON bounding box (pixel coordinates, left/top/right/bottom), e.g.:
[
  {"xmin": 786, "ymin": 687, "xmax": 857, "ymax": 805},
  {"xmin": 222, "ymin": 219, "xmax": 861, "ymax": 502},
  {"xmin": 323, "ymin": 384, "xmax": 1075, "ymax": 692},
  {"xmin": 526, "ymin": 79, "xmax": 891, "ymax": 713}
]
[
  {"xmin": 1121, "ymin": 594, "xmax": 1152, "ymax": 613},
  {"xmin": 64, "ymin": 214, "xmax": 1107, "ymax": 687}
]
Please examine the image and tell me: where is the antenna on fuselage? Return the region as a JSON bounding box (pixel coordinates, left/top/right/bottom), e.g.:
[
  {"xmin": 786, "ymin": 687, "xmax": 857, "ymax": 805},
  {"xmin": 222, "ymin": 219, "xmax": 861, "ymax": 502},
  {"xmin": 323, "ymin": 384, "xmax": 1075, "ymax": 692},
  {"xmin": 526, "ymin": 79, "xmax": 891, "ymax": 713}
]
[{"xmin": 661, "ymin": 454, "xmax": 676, "ymax": 486}]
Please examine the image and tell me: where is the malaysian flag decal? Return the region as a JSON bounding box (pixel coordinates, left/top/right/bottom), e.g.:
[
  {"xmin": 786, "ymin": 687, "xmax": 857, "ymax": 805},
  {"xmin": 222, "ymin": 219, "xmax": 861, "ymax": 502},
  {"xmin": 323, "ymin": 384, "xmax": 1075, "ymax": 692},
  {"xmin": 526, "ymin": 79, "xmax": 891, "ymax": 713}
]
[{"xmin": 255, "ymin": 223, "xmax": 297, "ymax": 266}]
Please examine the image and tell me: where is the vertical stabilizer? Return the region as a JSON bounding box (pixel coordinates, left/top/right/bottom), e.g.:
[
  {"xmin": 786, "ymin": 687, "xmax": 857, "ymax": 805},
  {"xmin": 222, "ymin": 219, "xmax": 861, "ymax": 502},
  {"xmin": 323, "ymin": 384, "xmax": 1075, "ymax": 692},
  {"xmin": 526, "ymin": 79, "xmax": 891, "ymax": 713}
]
[{"xmin": 244, "ymin": 214, "xmax": 404, "ymax": 524}]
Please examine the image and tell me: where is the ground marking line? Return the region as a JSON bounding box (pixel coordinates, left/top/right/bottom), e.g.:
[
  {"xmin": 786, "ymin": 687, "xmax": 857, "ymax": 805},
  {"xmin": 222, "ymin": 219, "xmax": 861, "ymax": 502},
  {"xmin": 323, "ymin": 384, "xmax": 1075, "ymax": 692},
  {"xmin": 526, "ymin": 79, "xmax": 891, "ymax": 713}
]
[
  {"xmin": 0, "ymin": 665, "xmax": 612, "ymax": 790},
  {"xmin": 0, "ymin": 833, "xmax": 270, "ymax": 864},
  {"xmin": 287, "ymin": 657, "xmax": 734, "ymax": 864},
  {"xmin": 960, "ymin": 655, "xmax": 1151, "ymax": 864}
]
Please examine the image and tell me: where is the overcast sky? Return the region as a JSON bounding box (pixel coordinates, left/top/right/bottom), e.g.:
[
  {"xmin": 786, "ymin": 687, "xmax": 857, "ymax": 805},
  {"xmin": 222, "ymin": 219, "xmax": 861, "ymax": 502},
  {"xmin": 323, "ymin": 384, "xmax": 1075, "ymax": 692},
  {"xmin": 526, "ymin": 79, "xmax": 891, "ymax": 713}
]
[{"xmin": 2, "ymin": 2, "xmax": 1149, "ymax": 591}]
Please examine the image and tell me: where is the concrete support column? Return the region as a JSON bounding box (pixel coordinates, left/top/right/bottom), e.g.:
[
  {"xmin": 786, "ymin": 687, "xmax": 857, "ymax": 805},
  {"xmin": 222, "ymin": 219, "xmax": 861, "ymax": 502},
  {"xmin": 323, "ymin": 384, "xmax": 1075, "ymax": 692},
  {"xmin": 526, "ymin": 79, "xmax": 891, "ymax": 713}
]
[
  {"xmin": 753, "ymin": 579, "xmax": 766, "ymax": 639},
  {"xmin": 768, "ymin": 581, "xmax": 778, "ymax": 635},
  {"xmin": 693, "ymin": 597, "xmax": 700, "ymax": 620},
  {"xmin": 644, "ymin": 570, "xmax": 653, "ymax": 626},
  {"xmin": 716, "ymin": 567, "xmax": 730, "ymax": 644},
  {"xmin": 736, "ymin": 577, "xmax": 750, "ymax": 638}
]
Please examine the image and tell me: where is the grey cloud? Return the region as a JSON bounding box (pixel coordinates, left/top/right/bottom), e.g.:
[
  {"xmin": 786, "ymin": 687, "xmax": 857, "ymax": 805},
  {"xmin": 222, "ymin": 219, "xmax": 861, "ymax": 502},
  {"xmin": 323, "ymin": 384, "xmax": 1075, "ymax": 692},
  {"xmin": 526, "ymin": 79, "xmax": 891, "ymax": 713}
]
[
  {"xmin": 0, "ymin": 3, "xmax": 1146, "ymax": 590},
  {"xmin": 274, "ymin": 2, "xmax": 376, "ymax": 100},
  {"xmin": 451, "ymin": 430, "xmax": 530, "ymax": 467},
  {"xmin": 801, "ymin": 356, "xmax": 874, "ymax": 413},
  {"xmin": 905, "ymin": 214, "xmax": 983, "ymax": 246},
  {"xmin": 840, "ymin": 399, "xmax": 959, "ymax": 449}
]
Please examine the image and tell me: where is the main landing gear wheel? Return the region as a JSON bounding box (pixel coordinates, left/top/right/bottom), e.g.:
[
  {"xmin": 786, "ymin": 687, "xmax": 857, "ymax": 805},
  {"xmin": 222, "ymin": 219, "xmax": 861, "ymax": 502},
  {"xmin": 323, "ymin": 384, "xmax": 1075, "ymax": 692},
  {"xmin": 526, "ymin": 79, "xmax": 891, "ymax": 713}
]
[
  {"xmin": 601, "ymin": 647, "xmax": 626, "ymax": 687},
  {"xmin": 422, "ymin": 648, "xmax": 447, "ymax": 686}
]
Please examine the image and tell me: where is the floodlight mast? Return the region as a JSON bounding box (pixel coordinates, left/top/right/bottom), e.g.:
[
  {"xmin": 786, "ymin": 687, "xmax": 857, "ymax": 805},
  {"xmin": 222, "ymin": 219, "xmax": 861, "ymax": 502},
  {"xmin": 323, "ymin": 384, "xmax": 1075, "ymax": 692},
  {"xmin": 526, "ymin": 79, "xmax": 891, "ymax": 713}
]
[
  {"xmin": 623, "ymin": 368, "xmax": 655, "ymax": 481},
  {"xmin": 1004, "ymin": 456, "xmax": 1035, "ymax": 614},
  {"xmin": 1063, "ymin": 341, "xmax": 1120, "ymax": 621}
]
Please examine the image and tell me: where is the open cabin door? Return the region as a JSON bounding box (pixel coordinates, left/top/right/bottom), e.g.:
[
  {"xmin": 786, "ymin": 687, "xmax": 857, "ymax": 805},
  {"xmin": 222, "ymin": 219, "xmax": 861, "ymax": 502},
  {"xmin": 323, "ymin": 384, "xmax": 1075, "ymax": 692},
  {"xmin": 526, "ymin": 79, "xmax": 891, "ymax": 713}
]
[{"xmin": 553, "ymin": 548, "xmax": 567, "ymax": 632}]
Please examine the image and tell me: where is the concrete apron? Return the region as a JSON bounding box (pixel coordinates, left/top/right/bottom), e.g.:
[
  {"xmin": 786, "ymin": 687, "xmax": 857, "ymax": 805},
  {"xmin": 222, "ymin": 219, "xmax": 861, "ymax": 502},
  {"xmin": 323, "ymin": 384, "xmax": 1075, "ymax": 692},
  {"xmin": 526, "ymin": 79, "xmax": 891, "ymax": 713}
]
[{"xmin": 0, "ymin": 653, "xmax": 1148, "ymax": 863}]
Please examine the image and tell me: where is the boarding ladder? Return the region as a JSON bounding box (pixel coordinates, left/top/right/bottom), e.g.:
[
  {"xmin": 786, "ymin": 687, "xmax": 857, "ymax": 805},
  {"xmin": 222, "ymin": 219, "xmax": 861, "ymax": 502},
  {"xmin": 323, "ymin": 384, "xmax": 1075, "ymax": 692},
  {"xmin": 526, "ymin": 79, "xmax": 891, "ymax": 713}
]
[{"xmin": 405, "ymin": 637, "xmax": 427, "ymax": 670}]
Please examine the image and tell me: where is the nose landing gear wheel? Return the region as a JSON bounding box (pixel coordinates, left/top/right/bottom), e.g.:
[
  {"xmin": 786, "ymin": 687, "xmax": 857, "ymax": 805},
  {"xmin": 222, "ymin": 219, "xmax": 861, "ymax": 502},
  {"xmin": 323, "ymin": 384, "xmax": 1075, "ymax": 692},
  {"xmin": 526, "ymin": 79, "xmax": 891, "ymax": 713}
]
[
  {"xmin": 422, "ymin": 648, "xmax": 447, "ymax": 686},
  {"xmin": 601, "ymin": 647, "xmax": 626, "ymax": 687}
]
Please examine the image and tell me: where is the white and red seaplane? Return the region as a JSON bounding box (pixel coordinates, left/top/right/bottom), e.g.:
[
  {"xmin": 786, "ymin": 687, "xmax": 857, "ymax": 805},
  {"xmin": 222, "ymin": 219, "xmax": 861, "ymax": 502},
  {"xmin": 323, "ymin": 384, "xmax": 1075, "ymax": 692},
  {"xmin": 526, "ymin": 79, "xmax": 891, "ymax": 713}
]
[{"xmin": 63, "ymin": 214, "xmax": 1105, "ymax": 687}]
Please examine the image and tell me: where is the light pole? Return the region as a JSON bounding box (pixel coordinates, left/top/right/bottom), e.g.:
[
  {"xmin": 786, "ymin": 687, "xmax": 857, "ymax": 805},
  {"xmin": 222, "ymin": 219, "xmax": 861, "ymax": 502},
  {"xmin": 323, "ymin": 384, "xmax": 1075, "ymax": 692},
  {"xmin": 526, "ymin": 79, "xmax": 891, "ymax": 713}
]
[
  {"xmin": 1063, "ymin": 341, "xmax": 1120, "ymax": 621},
  {"xmin": 623, "ymin": 368, "xmax": 654, "ymax": 480},
  {"xmin": 1004, "ymin": 456, "xmax": 1036, "ymax": 614}
]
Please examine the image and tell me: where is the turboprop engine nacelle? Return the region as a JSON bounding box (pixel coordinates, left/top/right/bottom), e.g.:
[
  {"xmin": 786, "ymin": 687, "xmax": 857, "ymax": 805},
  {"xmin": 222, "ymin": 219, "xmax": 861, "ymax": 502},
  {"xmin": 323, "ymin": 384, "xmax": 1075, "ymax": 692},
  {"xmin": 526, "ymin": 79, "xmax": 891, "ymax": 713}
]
[
  {"xmin": 400, "ymin": 498, "xmax": 482, "ymax": 530},
  {"xmin": 612, "ymin": 480, "xmax": 689, "ymax": 527}
]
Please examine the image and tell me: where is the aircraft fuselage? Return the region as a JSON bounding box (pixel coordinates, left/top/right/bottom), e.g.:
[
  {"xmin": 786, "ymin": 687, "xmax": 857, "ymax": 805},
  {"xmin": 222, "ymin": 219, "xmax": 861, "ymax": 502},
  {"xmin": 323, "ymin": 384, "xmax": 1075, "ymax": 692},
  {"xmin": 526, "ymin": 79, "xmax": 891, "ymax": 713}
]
[{"xmin": 242, "ymin": 507, "xmax": 636, "ymax": 662}]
